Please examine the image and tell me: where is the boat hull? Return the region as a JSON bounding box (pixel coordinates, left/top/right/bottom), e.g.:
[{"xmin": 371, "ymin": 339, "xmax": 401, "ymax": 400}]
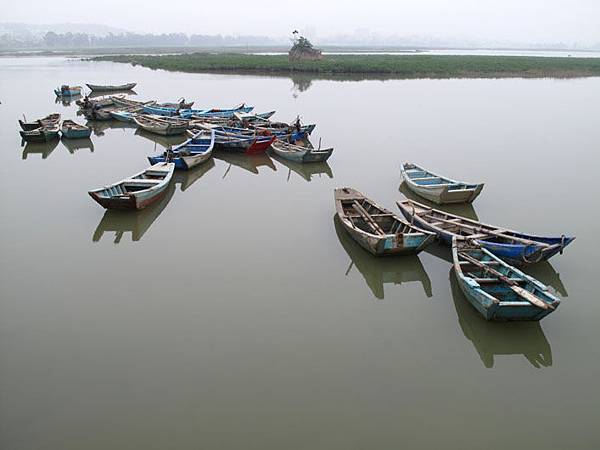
[
  {"xmin": 397, "ymin": 201, "xmax": 574, "ymax": 265},
  {"xmin": 335, "ymin": 188, "xmax": 435, "ymax": 256},
  {"xmin": 89, "ymin": 186, "xmax": 168, "ymax": 210},
  {"xmin": 62, "ymin": 128, "xmax": 92, "ymax": 139},
  {"xmin": 452, "ymin": 242, "xmax": 560, "ymax": 321},
  {"xmin": 338, "ymin": 217, "xmax": 433, "ymax": 256},
  {"xmin": 403, "ymin": 181, "xmax": 484, "ymax": 204},
  {"xmin": 19, "ymin": 129, "xmax": 60, "ymax": 142},
  {"xmin": 55, "ymin": 88, "xmax": 82, "ymax": 97},
  {"xmin": 86, "ymin": 83, "xmax": 136, "ymax": 91},
  {"xmin": 400, "ymin": 163, "xmax": 484, "ymax": 204}
]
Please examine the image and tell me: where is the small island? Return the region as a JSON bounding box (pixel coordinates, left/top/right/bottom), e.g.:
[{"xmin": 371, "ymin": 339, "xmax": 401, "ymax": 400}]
[{"xmin": 288, "ymin": 32, "xmax": 323, "ymax": 61}]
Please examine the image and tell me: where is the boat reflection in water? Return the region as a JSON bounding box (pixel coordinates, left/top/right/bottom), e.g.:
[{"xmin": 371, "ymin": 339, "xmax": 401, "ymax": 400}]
[
  {"xmin": 175, "ymin": 158, "xmax": 215, "ymax": 191},
  {"xmin": 87, "ymin": 119, "xmax": 136, "ymax": 137},
  {"xmin": 55, "ymin": 93, "xmax": 82, "ymax": 106},
  {"xmin": 334, "ymin": 215, "xmax": 432, "ymax": 299},
  {"xmin": 62, "ymin": 137, "xmax": 94, "ymax": 154},
  {"xmin": 135, "ymin": 128, "xmax": 187, "ymax": 148},
  {"xmin": 449, "ymin": 268, "xmax": 553, "ymax": 368},
  {"xmin": 523, "ymin": 261, "xmax": 569, "ymax": 297},
  {"xmin": 215, "ymin": 152, "xmax": 277, "ymax": 178},
  {"xmin": 88, "ymin": 90, "xmax": 138, "ymax": 99},
  {"xmin": 399, "ymin": 181, "xmax": 479, "ymax": 221},
  {"xmin": 271, "ymin": 154, "xmax": 333, "ymax": 182},
  {"xmin": 21, "ymin": 140, "xmax": 60, "ymax": 159},
  {"xmin": 92, "ymin": 162, "xmax": 214, "ymax": 242}
]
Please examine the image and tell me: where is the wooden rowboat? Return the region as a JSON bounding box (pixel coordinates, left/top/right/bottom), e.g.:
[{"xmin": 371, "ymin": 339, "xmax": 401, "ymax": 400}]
[
  {"xmin": 452, "ymin": 237, "xmax": 559, "ymax": 321},
  {"xmin": 88, "ymin": 162, "xmax": 175, "ymax": 210},
  {"xmin": 86, "ymin": 82, "xmax": 137, "ymax": 92},
  {"xmin": 400, "ymin": 163, "xmax": 484, "ymax": 204},
  {"xmin": 61, "ymin": 120, "xmax": 92, "ymax": 139},
  {"xmin": 271, "ymin": 139, "xmax": 333, "ymax": 163},
  {"xmin": 19, "ymin": 124, "xmax": 60, "ymax": 142},
  {"xmin": 335, "ymin": 187, "xmax": 435, "ymax": 256},
  {"xmin": 133, "ymin": 115, "xmax": 187, "ymax": 136},
  {"xmin": 147, "ymin": 130, "xmax": 215, "ymax": 170},
  {"xmin": 397, "ymin": 199, "xmax": 575, "ymax": 265},
  {"xmin": 19, "ymin": 113, "xmax": 61, "ymax": 131}
]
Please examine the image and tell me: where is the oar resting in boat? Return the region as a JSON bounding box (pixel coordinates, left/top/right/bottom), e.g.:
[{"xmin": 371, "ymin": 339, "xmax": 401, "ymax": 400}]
[
  {"xmin": 452, "ymin": 237, "xmax": 560, "ymax": 321},
  {"xmin": 397, "ymin": 199, "xmax": 574, "ymax": 265}
]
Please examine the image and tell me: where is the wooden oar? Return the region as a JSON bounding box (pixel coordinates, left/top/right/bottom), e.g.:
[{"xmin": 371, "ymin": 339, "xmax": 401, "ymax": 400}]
[
  {"xmin": 459, "ymin": 252, "xmax": 552, "ymax": 310},
  {"xmin": 423, "ymin": 213, "xmax": 549, "ymax": 248},
  {"xmin": 352, "ymin": 201, "xmax": 386, "ymax": 236}
]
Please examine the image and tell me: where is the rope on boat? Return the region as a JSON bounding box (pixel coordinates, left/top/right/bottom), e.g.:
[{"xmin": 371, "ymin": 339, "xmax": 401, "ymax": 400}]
[
  {"xmin": 522, "ymin": 243, "xmax": 543, "ymax": 264},
  {"xmin": 560, "ymin": 234, "xmax": 565, "ymax": 255}
]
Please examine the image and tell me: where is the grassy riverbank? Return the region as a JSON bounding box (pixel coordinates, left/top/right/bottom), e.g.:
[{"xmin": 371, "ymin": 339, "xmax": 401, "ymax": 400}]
[{"xmin": 92, "ymin": 53, "xmax": 600, "ymax": 78}]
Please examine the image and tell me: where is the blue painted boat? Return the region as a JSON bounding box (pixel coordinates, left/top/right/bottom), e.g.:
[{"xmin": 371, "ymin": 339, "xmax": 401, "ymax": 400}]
[
  {"xmin": 147, "ymin": 130, "xmax": 215, "ymax": 170},
  {"xmin": 54, "ymin": 85, "xmax": 82, "ymax": 97},
  {"xmin": 142, "ymin": 105, "xmax": 179, "ymax": 116},
  {"xmin": 397, "ymin": 199, "xmax": 574, "ymax": 265},
  {"xmin": 61, "ymin": 120, "xmax": 92, "ymax": 139},
  {"xmin": 452, "ymin": 238, "xmax": 560, "ymax": 321},
  {"xmin": 179, "ymin": 104, "xmax": 254, "ymax": 119},
  {"xmin": 109, "ymin": 110, "xmax": 136, "ymax": 122}
]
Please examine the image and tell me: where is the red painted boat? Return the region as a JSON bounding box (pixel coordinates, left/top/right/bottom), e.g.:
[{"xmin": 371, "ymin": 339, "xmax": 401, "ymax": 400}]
[{"xmin": 245, "ymin": 135, "xmax": 276, "ymax": 155}]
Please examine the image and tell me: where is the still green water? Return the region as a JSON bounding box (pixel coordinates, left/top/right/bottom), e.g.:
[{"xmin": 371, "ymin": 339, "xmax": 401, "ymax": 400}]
[{"xmin": 0, "ymin": 57, "xmax": 599, "ymax": 450}]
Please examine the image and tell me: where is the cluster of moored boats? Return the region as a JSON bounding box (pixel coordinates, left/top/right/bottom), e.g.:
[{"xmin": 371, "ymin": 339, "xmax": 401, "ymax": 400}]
[
  {"xmin": 23, "ymin": 81, "xmax": 575, "ymax": 323},
  {"xmin": 20, "ymin": 81, "xmax": 333, "ymax": 211},
  {"xmin": 335, "ymin": 162, "xmax": 574, "ymax": 322}
]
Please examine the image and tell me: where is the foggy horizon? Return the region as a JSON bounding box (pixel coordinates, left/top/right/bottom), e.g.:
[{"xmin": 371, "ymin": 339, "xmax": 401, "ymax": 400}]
[{"xmin": 2, "ymin": 0, "xmax": 600, "ymax": 48}]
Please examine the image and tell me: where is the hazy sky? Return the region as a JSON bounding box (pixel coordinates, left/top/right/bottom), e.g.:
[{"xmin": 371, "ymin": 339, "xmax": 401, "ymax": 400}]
[{"xmin": 3, "ymin": 0, "xmax": 599, "ymax": 44}]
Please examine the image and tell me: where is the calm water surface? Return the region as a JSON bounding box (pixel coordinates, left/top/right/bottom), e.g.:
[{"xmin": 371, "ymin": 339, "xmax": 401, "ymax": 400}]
[{"xmin": 1, "ymin": 57, "xmax": 599, "ymax": 450}]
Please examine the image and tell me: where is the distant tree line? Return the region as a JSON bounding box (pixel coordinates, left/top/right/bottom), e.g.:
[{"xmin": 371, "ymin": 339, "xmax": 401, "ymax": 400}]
[{"xmin": 0, "ymin": 31, "xmax": 280, "ymax": 49}]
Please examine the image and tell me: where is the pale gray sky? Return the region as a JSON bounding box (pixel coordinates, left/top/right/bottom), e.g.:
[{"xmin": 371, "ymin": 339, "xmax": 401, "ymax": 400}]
[{"xmin": 3, "ymin": 0, "xmax": 599, "ymax": 45}]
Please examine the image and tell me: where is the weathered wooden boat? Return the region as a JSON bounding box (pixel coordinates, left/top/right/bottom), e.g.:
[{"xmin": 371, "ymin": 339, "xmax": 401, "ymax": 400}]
[
  {"xmin": 271, "ymin": 139, "xmax": 333, "ymax": 163},
  {"xmin": 88, "ymin": 162, "xmax": 175, "ymax": 210},
  {"xmin": 19, "ymin": 113, "xmax": 61, "ymax": 131},
  {"xmin": 397, "ymin": 199, "xmax": 575, "ymax": 264},
  {"xmin": 449, "ymin": 268, "xmax": 553, "ymax": 367},
  {"xmin": 86, "ymin": 82, "xmax": 137, "ymax": 92},
  {"xmin": 179, "ymin": 104, "xmax": 254, "ymax": 119},
  {"xmin": 61, "ymin": 120, "xmax": 92, "ymax": 139},
  {"xmin": 148, "ymin": 130, "xmax": 215, "ymax": 170},
  {"xmin": 335, "ymin": 188, "xmax": 435, "ymax": 256},
  {"xmin": 133, "ymin": 115, "xmax": 187, "ymax": 136},
  {"xmin": 452, "ymin": 238, "xmax": 559, "ymax": 321},
  {"xmin": 54, "ymin": 85, "xmax": 83, "ymax": 97},
  {"xmin": 19, "ymin": 124, "xmax": 60, "ymax": 143},
  {"xmin": 400, "ymin": 163, "xmax": 484, "ymax": 204}
]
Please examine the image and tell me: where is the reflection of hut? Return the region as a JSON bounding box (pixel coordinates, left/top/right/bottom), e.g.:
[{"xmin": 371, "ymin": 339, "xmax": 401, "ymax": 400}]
[{"xmin": 289, "ymin": 33, "xmax": 323, "ymax": 61}]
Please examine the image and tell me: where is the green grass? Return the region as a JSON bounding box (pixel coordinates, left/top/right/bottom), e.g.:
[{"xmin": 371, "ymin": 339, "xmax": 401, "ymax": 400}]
[{"xmin": 91, "ymin": 53, "xmax": 600, "ymax": 78}]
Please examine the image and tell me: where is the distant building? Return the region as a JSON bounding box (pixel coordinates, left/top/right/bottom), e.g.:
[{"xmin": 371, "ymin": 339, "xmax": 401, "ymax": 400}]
[{"xmin": 288, "ymin": 32, "xmax": 323, "ymax": 61}]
